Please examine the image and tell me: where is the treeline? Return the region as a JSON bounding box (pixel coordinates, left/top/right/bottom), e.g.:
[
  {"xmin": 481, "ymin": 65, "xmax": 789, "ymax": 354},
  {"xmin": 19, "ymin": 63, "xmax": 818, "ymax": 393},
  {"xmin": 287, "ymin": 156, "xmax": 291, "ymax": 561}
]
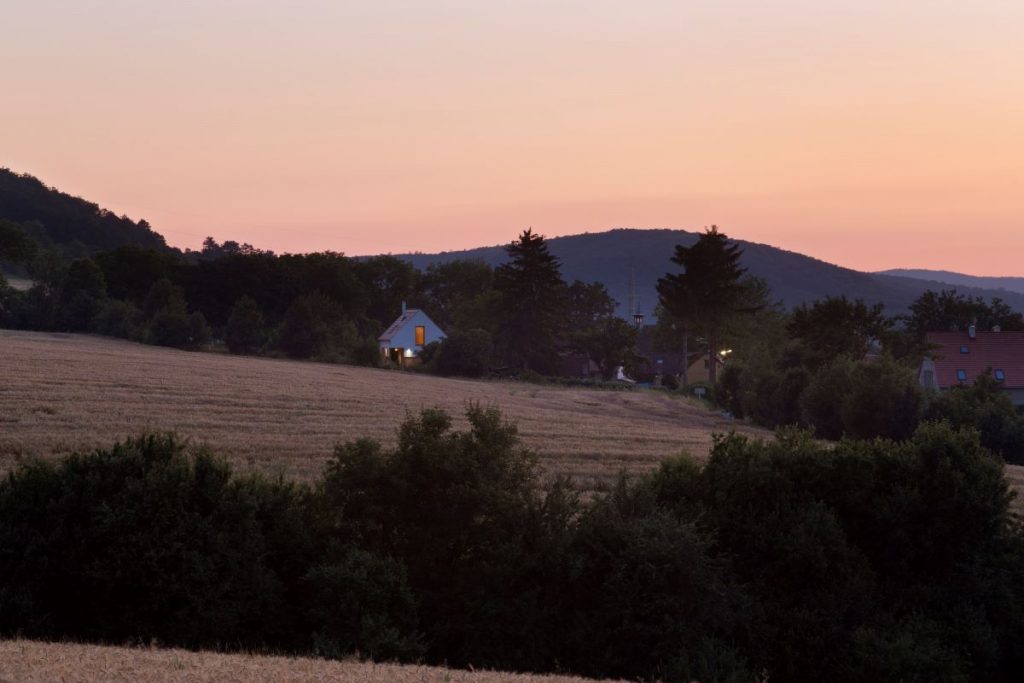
[
  {"xmin": 0, "ymin": 226, "xmax": 637, "ymax": 378},
  {"xmin": 712, "ymin": 293, "xmax": 1024, "ymax": 463},
  {"xmin": 0, "ymin": 169, "xmax": 167, "ymax": 255},
  {"xmin": 1, "ymin": 409, "xmax": 1023, "ymax": 681}
]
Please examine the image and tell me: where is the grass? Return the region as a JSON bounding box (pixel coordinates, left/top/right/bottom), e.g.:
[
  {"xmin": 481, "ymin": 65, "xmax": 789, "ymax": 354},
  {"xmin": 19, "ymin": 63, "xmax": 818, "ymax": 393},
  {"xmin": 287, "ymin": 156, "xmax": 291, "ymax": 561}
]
[
  {"xmin": 0, "ymin": 330, "xmax": 763, "ymax": 488},
  {"xmin": 0, "ymin": 640, "xmax": 620, "ymax": 683}
]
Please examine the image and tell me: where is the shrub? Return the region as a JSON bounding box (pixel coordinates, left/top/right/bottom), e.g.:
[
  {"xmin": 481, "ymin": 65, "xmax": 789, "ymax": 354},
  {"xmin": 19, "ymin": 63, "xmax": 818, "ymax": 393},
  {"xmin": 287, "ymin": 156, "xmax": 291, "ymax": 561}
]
[
  {"xmin": 146, "ymin": 309, "xmax": 191, "ymax": 348},
  {"xmin": 187, "ymin": 311, "xmax": 211, "ymax": 349},
  {"xmin": 304, "ymin": 550, "xmax": 423, "ymax": 661},
  {"xmin": 0, "ymin": 434, "xmax": 314, "ymax": 649},
  {"xmin": 433, "ymin": 328, "xmax": 493, "ymax": 377},
  {"xmin": 91, "ymin": 299, "xmax": 142, "ymax": 339},
  {"xmin": 225, "ymin": 295, "xmax": 266, "ymax": 354}
]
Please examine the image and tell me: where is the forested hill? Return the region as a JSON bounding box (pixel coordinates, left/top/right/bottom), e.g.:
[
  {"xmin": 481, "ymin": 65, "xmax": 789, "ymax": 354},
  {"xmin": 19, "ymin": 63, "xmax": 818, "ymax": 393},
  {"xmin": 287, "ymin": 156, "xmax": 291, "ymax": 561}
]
[
  {"xmin": 879, "ymin": 269, "xmax": 1024, "ymax": 296},
  {"xmin": 0, "ymin": 168, "xmax": 167, "ymax": 254},
  {"xmin": 395, "ymin": 229, "xmax": 1024, "ymax": 316}
]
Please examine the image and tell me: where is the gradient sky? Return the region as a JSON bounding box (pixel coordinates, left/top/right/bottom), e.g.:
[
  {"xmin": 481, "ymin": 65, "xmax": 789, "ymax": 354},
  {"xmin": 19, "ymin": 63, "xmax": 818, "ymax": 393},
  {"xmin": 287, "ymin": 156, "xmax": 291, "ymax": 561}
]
[{"xmin": 2, "ymin": 1, "xmax": 1022, "ymax": 273}]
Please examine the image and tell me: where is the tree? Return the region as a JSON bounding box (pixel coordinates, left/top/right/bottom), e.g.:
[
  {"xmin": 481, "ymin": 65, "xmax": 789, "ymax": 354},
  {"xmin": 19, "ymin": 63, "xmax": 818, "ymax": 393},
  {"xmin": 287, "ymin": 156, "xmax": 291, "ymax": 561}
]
[
  {"xmin": 0, "ymin": 219, "xmax": 38, "ymax": 264},
  {"xmin": 278, "ymin": 292, "xmax": 352, "ymax": 359},
  {"xmin": 433, "ymin": 328, "xmax": 494, "ymax": 377},
  {"xmin": 55, "ymin": 258, "xmax": 108, "ymax": 331},
  {"xmin": 657, "ymin": 226, "xmax": 755, "ymax": 385},
  {"xmin": 493, "ymin": 229, "xmax": 567, "ymax": 372},
  {"xmin": 226, "ymin": 295, "xmax": 267, "ymax": 354},
  {"xmin": 418, "ymin": 260, "xmax": 494, "ymax": 330},
  {"xmin": 352, "ymin": 256, "xmax": 419, "ymax": 327},
  {"xmin": 908, "ymin": 289, "xmax": 1024, "ymax": 335},
  {"xmin": 788, "ymin": 296, "xmax": 892, "ymax": 369},
  {"xmin": 566, "ymin": 280, "xmax": 616, "ymax": 331},
  {"xmin": 571, "ymin": 317, "xmax": 640, "ymax": 380}
]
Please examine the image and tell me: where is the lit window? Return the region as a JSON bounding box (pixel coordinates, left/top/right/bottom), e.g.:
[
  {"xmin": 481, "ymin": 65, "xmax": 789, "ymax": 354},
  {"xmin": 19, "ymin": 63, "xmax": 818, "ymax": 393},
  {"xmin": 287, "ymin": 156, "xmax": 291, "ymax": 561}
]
[
  {"xmin": 994, "ymin": 369, "xmax": 1006, "ymax": 382},
  {"xmin": 415, "ymin": 325, "xmax": 425, "ymax": 346},
  {"xmin": 960, "ymin": 346, "xmax": 969, "ymax": 354},
  {"xmin": 956, "ymin": 369, "xmax": 967, "ymax": 381}
]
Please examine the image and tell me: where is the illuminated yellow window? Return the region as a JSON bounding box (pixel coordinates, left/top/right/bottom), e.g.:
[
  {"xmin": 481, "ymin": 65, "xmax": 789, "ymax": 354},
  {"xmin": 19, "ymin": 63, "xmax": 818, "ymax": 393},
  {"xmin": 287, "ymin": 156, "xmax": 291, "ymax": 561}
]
[{"xmin": 415, "ymin": 325, "xmax": 425, "ymax": 345}]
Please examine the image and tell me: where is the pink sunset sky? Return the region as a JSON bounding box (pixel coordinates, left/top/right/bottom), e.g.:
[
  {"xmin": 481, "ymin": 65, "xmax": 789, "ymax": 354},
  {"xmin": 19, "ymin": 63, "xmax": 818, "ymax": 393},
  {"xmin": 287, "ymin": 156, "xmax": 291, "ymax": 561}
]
[{"xmin": 2, "ymin": 1, "xmax": 1022, "ymax": 273}]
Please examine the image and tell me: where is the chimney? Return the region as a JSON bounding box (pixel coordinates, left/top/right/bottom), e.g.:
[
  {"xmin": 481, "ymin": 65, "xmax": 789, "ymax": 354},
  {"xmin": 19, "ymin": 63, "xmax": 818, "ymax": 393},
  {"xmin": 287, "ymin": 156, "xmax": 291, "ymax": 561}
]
[
  {"xmin": 401, "ymin": 301, "xmax": 407, "ymax": 315},
  {"xmin": 968, "ymin": 323, "xmax": 976, "ymax": 339}
]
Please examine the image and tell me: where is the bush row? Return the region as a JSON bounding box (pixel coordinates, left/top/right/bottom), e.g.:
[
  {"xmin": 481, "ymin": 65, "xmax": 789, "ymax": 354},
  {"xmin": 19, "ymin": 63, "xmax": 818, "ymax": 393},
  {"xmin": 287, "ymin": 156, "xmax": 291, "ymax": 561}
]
[{"xmin": 2, "ymin": 410, "xmax": 1023, "ymax": 681}]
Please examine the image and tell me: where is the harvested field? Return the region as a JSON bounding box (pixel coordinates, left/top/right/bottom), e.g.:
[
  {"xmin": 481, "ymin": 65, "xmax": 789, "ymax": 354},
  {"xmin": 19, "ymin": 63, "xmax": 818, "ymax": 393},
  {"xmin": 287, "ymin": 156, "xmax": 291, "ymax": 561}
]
[
  {"xmin": 0, "ymin": 640, "xmax": 619, "ymax": 683},
  {"xmin": 0, "ymin": 330, "xmax": 763, "ymax": 487}
]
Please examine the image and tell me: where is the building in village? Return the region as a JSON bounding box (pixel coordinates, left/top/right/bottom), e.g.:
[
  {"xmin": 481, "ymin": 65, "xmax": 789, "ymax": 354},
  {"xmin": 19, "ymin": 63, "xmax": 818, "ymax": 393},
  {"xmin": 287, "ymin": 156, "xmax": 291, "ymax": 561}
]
[
  {"xmin": 378, "ymin": 304, "xmax": 446, "ymax": 368},
  {"xmin": 919, "ymin": 325, "xmax": 1024, "ymax": 408}
]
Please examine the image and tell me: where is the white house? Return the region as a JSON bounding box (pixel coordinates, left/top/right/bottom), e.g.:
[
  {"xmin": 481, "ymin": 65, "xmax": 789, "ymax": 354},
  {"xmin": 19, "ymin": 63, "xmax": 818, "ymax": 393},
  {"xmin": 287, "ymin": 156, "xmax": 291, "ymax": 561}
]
[{"xmin": 378, "ymin": 304, "xmax": 446, "ymax": 367}]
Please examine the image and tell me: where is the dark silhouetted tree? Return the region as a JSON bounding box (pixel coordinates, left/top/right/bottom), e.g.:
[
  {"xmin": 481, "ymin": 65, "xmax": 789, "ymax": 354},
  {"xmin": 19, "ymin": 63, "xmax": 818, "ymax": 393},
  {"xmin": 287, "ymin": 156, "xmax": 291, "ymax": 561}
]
[
  {"xmin": 657, "ymin": 226, "xmax": 754, "ymax": 385},
  {"xmin": 226, "ymin": 295, "xmax": 267, "ymax": 354},
  {"xmin": 493, "ymin": 229, "xmax": 567, "ymax": 372}
]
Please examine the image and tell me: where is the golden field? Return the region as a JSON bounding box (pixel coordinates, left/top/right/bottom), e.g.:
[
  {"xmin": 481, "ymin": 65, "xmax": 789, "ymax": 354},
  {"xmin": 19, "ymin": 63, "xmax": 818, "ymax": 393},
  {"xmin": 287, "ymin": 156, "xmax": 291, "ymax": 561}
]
[
  {"xmin": 0, "ymin": 329, "xmax": 761, "ymax": 487},
  {"xmin": 0, "ymin": 640, "xmax": 619, "ymax": 683}
]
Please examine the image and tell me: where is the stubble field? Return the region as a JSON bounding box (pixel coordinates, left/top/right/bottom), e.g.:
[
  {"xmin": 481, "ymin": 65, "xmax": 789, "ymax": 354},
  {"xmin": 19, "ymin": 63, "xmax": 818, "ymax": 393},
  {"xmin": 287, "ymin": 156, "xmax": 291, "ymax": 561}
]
[
  {"xmin": 0, "ymin": 329, "xmax": 762, "ymax": 487},
  {"xmin": 0, "ymin": 640, "xmax": 619, "ymax": 683}
]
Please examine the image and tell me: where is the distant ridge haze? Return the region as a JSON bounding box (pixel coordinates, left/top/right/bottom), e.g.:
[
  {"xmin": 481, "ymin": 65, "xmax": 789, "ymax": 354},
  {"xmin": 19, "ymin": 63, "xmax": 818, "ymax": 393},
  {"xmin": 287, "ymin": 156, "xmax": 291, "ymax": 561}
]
[
  {"xmin": 390, "ymin": 229, "xmax": 1024, "ymax": 318},
  {"xmin": 878, "ymin": 269, "xmax": 1024, "ymax": 296}
]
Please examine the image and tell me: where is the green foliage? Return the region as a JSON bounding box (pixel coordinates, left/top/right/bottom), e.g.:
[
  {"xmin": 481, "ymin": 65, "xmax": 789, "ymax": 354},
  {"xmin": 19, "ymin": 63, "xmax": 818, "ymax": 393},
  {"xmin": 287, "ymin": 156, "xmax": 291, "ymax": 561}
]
[
  {"xmin": 278, "ymin": 291, "xmax": 353, "ymax": 359},
  {"xmin": 143, "ymin": 277, "xmax": 187, "ymax": 318},
  {"xmin": 0, "ymin": 434, "xmax": 316, "ymax": 649},
  {"xmin": 321, "ymin": 406, "xmax": 567, "ymax": 667},
  {"xmin": 418, "ymin": 259, "xmax": 494, "ymax": 330},
  {"xmin": 493, "ymin": 229, "xmax": 568, "ymax": 372},
  {"xmin": 432, "ymin": 328, "xmax": 493, "ymax": 377},
  {"xmin": 225, "ymin": 295, "xmax": 267, "ymax": 354},
  {"xmin": 570, "ymin": 316, "xmax": 640, "ymax": 380},
  {"xmin": 304, "ymin": 550, "xmax": 423, "ymax": 661},
  {"xmin": 926, "ymin": 371, "xmax": 1024, "ymax": 464},
  {"xmin": 0, "ymin": 219, "xmax": 39, "ymax": 264},
  {"xmin": 2, "ymin": 412, "xmax": 1024, "ymax": 680},
  {"xmin": 801, "ymin": 356, "xmax": 857, "ymax": 439},
  {"xmin": 657, "ymin": 226, "xmax": 758, "ymax": 383},
  {"xmin": 801, "ymin": 355, "xmax": 923, "ymax": 440},
  {"xmin": 352, "ymin": 255, "xmax": 419, "ymax": 327},
  {"xmin": 788, "ymin": 296, "xmax": 891, "ymax": 369},
  {"xmin": 0, "ymin": 169, "xmax": 166, "ymax": 253},
  {"xmin": 91, "ymin": 299, "xmax": 142, "ymax": 339},
  {"xmin": 146, "ymin": 309, "xmax": 192, "ymax": 348},
  {"xmin": 909, "ymin": 289, "xmax": 1024, "ymax": 334}
]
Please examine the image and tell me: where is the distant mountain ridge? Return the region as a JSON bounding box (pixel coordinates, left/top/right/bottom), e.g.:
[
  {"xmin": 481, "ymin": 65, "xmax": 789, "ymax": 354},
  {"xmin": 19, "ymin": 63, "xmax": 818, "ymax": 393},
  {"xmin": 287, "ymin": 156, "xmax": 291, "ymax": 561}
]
[
  {"xmin": 878, "ymin": 269, "xmax": 1024, "ymax": 296},
  {"xmin": 0, "ymin": 168, "xmax": 167, "ymax": 254},
  {"xmin": 393, "ymin": 229, "xmax": 1024, "ymax": 317}
]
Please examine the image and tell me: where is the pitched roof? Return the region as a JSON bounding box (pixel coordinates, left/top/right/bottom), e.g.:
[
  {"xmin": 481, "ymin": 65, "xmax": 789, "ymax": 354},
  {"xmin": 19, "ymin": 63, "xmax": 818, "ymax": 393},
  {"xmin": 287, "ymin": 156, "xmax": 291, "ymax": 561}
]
[
  {"xmin": 925, "ymin": 331, "xmax": 1024, "ymax": 389},
  {"xmin": 378, "ymin": 309, "xmax": 422, "ymax": 342}
]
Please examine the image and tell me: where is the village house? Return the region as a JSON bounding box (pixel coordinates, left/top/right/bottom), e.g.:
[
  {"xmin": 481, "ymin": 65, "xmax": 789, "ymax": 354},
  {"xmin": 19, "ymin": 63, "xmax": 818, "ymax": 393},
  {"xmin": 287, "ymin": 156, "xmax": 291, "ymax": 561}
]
[
  {"xmin": 378, "ymin": 304, "xmax": 445, "ymax": 368},
  {"xmin": 919, "ymin": 325, "xmax": 1024, "ymax": 408}
]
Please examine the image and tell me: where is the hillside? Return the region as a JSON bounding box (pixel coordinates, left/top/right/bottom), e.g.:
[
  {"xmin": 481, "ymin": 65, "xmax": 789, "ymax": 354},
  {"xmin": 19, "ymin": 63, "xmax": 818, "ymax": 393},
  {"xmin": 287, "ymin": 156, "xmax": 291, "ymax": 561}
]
[
  {"xmin": 880, "ymin": 268, "xmax": 1024, "ymax": 296},
  {"xmin": 0, "ymin": 330, "xmax": 758, "ymax": 487},
  {"xmin": 0, "ymin": 168, "xmax": 167, "ymax": 254},
  {"xmin": 395, "ymin": 229, "xmax": 1024, "ymax": 316},
  {"xmin": 0, "ymin": 640, "xmax": 618, "ymax": 683}
]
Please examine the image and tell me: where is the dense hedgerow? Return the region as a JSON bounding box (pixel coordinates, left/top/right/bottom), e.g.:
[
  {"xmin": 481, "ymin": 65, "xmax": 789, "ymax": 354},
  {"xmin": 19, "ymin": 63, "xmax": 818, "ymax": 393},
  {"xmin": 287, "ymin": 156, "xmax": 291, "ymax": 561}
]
[{"xmin": 1, "ymin": 412, "xmax": 1023, "ymax": 682}]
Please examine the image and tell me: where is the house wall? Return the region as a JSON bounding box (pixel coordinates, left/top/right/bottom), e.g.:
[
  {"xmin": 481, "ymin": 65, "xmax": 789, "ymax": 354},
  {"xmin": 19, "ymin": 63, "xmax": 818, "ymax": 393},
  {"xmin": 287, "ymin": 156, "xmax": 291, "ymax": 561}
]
[{"xmin": 378, "ymin": 310, "xmax": 445, "ymax": 355}]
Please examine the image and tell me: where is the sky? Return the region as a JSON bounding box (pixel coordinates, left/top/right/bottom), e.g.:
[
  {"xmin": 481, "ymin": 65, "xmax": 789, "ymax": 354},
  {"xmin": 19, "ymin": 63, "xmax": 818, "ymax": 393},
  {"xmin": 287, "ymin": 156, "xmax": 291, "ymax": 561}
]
[{"xmin": 2, "ymin": 1, "xmax": 1022, "ymax": 274}]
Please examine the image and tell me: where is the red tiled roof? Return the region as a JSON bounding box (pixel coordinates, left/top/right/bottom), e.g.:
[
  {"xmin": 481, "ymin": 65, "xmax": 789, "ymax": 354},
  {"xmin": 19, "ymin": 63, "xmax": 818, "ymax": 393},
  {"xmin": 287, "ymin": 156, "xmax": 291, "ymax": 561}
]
[{"xmin": 925, "ymin": 331, "xmax": 1024, "ymax": 389}]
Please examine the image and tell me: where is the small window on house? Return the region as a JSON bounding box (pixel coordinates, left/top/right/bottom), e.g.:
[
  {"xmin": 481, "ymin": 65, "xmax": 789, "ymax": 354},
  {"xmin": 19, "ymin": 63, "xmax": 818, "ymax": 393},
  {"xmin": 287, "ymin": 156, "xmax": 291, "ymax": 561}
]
[
  {"xmin": 956, "ymin": 369, "xmax": 967, "ymax": 381},
  {"xmin": 994, "ymin": 369, "xmax": 1006, "ymax": 382},
  {"xmin": 960, "ymin": 346, "xmax": 970, "ymax": 354},
  {"xmin": 415, "ymin": 325, "xmax": 425, "ymax": 346}
]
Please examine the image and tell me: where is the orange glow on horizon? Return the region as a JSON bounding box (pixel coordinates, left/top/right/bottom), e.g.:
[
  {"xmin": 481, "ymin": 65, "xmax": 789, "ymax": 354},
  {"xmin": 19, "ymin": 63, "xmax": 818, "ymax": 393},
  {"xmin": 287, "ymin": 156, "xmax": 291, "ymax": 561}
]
[{"xmin": 2, "ymin": 1, "xmax": 1022, "ymax": 274}]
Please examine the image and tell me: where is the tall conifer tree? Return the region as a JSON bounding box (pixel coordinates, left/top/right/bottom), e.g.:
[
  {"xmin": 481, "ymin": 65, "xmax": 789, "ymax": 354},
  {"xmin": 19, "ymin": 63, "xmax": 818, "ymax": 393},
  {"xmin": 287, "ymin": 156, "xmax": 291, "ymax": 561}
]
[
  {"xmin": 494, "ymin": 229, "xmax": 567, "ymax": 372},
  {"xmin": 657, "ymin": 226, "xmax": 750, "ymax": 385}
]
